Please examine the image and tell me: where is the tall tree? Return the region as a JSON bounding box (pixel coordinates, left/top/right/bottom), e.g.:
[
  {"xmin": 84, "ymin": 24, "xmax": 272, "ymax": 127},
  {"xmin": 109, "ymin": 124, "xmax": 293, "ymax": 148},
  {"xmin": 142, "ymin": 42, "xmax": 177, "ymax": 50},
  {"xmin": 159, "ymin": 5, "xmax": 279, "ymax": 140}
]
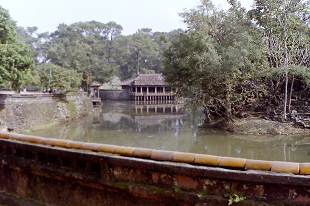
[
  {"xmin": 162, "ymin": 0, "xmax": 265, "ymax": 122},
  {"xmin": 128, "ymin": 30, "xmax": 159, "ymax": 75},
  {"xmin": 249, "ymin": 0, "xmax": 310, "ymax": 119},
  {"xmin": 0, "ymin": 6, "xmax": 34, "ymax": 91},
  {"xmin": 104, "ymin": 21, "xmax": 123, "ymax": 63},
  {"xmin": 39, "ymin": 21, "xmax": 116, "ymax": 86},
  {"xmin": 16, "ymin": 26, "xmax": 40, "ymax": 62}
]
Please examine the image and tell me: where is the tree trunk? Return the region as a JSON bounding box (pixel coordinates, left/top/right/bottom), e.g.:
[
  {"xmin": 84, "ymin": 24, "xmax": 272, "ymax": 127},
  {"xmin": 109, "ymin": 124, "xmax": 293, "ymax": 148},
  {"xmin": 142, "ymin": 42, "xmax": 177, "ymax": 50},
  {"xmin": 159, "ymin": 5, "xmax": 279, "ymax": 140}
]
[
  {"xmin": 284, "ymin": 69, "xmax": 288, "ymax": 120},
  {"xmin": 288, "ymin": 75, "xmax": 294, "ymax": 114},
  {"xmin": 136, "ymin": 51, "xmax": 140, "ymax": 75},
  {"xmin": 283, "ymin": 3, "xmax": 288, "ymax": 120},
  {"xmin": 225, "ymin": 83, "xmax": 232, "ymax": 123}
]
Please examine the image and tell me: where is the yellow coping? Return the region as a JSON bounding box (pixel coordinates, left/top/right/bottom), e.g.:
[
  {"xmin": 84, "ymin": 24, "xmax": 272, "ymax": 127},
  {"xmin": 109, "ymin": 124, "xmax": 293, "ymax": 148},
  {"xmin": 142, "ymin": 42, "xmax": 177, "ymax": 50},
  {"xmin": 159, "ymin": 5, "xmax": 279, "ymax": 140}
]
[
  {"xmin": 114, "ymin": 146, "xmax": 136, "ymax": 157},
  {"xmin": 2, "ymin": 133, "xmax": 310, "ymax": 176},
  {"xmin": 54, "ymin": 139, "xmax": 72, "ymax": 148},
  {"xmin": 132, "ymin": 148, "xmax": 153, "ymax": 159},
  {"xmin": 271, "ymin": 161, "xmax": 300, "ymax": 174},
  {"xmin": 194, "ymin": 154, "xmax": 221, "ymax": 166},
  {"xmin": 0, "ymin": 131, "xmax": 12, "ymax": 139},
  {"xmin": 219, "ymin": 157, "xmax": 247, "ymax": 168},
  {"xmin": 299, "ymin": 163, "xmax": 310, "ymax": 175},
  {"xmin": 67, "ymin": 141, "xmax": 84, "ymax": 149},
  {"xmin": 245, "ymin": 159, "xmax": 271, "ymax": 171},
  {"xmin": 40, "ymin": 138, "xmax": 60, "ymax": 146},
  {"xmin": 81, "ymin": 143, "xmax": 101, "ymax": 152},
  {"xmin": 15, "ymin": 134, "xmax": 31, "ymax": 142},
  {"xmin": 172, "ymin": 152, "xmax": 196, "ymax": 164},
  {"xmin": 150, "ymin": 150, "xmax": 175, "ymax": 161},
  {"xmin": 28, "ymin": 136, "xmax": 45, "ymax": 144},
  {"xmin": 9, "ymin": 133, "xmax": 25, "ymax": 140},
  {"xmin": 20, "ymin": 135, "xmax": 46, "ymax": 144},
  {"xmin": 15, "ymin": 135, "xmax": 45, "ymax": 144},
  {"xmin": 97, "ymin": 144, "xmax": 117, "ymax": 154}
]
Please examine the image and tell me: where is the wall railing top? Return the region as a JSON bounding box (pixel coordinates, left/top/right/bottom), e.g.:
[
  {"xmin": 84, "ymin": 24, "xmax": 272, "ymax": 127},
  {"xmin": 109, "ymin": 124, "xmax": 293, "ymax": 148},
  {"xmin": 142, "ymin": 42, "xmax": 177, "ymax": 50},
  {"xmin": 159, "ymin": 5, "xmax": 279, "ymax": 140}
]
[
  {"xmin": 0, "ymin": 131, "xmax": 309, "ymax": 176},
  {"xmin": 0, "ymin": 93, "xmax": 88, "ymax": 103}
]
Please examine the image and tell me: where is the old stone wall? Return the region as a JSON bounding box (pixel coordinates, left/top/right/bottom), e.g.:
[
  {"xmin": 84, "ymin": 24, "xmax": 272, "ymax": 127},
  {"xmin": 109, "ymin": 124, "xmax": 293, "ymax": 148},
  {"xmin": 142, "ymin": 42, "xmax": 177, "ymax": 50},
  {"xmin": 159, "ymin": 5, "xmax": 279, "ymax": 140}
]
[
  {"xmin": 1, "ymin": 134, "xmax": 310, "ymax": 205},
  {"xmin": 0, "ymin": 93, "xmax": 93, "ymax": 132},
  {"xmin": 99, "ymin": 89, "xmax": 130, "ymax": 100}
]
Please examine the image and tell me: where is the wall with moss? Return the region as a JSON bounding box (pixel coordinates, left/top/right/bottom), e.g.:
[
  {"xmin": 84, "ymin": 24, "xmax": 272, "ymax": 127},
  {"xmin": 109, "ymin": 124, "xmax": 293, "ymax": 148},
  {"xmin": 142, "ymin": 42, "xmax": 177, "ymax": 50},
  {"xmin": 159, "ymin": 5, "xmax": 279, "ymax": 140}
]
[
  {"xmin": 1, "ymin": 138, "xmax": 310, "ymax": 205},
  {"xmin": 0, "ymin": 93, "xmax": 93, "ymax": 132}
]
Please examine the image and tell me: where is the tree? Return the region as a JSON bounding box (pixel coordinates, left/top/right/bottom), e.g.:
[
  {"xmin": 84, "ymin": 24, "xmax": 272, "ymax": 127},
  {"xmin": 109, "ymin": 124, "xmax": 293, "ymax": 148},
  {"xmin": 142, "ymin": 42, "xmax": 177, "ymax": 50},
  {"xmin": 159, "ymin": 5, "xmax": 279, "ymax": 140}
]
[
  {"xmin": 104, "ymin": 21, "xmax": 123, "ymax": 63},
  {"xmin": 0, "ymin": 6, "xmax": 34, "ymax": 91},
  {"xmin": 114, "ymin": 29, "xmax": 160, "ymax": 80},
  {"xmin": 16, "ymin": 26, "xmax": 40, "ymax": 62},
  {"xmin": 39, "ymin": 21, "xmax": 117, "ymax": 86},
  {"xmin": 162, "ymin": 0, "xmax": 265, "ymax": 122},
  {"xmin": 128, "ymin": 30, "xmax": 159, "ymax": 75},
  {"xmin": 249, "ymin": 0, "xmax": 310, "ymax": 119},
  {"xmin": 36, "ymin": 63, "xmax": 82, "ymax": 92}
]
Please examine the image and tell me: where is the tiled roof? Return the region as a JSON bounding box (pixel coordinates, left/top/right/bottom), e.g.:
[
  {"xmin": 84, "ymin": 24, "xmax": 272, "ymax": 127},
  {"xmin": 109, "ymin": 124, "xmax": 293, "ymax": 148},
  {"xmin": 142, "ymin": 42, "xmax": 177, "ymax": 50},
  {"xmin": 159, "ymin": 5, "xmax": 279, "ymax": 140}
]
[
  {"xmin": 119, "ymin": 75, "xmax": 138, "ymax": 86},
  {"xmin": 119, "ymin": 74, "xmax": 168, "ymax": 86}
]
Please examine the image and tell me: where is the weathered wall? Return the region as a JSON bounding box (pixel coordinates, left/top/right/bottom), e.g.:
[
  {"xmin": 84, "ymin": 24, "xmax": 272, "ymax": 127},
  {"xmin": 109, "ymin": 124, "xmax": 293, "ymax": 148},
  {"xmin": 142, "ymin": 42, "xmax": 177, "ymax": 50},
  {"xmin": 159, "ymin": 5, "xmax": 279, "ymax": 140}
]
[
  {"xmin": 1, "ymin": 134, "xmax": 310, "ymax": 205},
  {"xmin": 99, "ymin": 89, "xmax": 130, "ymax": 101},
  {"xmin": 0, "ymin": 93, "xmax": 93, "ymax": 132}
]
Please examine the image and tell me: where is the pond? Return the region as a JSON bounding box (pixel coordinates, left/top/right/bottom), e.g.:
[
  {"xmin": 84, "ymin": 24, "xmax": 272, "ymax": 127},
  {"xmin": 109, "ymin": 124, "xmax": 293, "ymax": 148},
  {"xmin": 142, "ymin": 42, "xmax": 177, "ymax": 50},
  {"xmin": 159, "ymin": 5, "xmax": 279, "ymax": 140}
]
[{"xmin": 29, "ymin": 101, "xmax": 310, "ymax": 163}]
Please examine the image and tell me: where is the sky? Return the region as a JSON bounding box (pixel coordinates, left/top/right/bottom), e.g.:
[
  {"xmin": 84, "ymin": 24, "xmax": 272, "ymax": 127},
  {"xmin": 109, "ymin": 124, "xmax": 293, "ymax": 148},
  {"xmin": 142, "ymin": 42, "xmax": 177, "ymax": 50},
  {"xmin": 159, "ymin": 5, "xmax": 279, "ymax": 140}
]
[{"xmin": 1, "ymin": 0, "xmax": 254, "ymax": 36}]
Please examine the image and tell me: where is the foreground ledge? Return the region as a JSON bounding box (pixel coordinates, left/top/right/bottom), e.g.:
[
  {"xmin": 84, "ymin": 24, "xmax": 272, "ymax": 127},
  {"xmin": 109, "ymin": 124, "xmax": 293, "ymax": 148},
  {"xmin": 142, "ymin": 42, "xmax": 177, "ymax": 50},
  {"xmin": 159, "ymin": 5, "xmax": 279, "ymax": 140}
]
[{"xmin": 1, "ymin": 132, "xmax": 310, "ymax": 205}]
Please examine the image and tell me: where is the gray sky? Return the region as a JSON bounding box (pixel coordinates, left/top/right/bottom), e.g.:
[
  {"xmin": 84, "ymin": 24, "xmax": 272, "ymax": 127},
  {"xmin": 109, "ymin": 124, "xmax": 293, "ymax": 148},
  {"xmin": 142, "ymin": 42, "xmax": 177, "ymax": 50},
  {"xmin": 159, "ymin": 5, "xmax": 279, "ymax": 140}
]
[{"xmin": 1, "ymin": 0, "xmax": 253, "ymax": 35}]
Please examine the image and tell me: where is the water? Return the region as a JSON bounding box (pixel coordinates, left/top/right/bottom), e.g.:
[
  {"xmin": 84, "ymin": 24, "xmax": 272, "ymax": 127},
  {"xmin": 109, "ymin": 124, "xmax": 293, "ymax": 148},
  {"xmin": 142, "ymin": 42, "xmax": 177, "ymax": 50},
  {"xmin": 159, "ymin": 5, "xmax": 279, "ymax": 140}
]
[{"xmin": 29, "ymin": 101, "xmax": 310, "ymax": 163}]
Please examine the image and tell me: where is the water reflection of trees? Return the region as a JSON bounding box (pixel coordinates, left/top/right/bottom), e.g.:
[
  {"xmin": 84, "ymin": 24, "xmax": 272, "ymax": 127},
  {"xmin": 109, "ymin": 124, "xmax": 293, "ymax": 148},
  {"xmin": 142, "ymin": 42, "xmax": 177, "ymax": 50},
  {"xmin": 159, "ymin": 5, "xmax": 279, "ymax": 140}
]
[{"xmin": 29, "ymin": 101, "xmax": 310, "ymax": 162}]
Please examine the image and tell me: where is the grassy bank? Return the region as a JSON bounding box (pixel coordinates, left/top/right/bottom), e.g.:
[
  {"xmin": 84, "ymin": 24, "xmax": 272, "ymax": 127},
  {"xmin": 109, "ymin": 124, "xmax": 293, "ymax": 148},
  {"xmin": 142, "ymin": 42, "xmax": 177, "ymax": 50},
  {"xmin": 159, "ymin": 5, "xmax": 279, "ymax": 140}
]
[{"xmin": 203, "ymin": 116, "xmax": 310, "ymax": 135}]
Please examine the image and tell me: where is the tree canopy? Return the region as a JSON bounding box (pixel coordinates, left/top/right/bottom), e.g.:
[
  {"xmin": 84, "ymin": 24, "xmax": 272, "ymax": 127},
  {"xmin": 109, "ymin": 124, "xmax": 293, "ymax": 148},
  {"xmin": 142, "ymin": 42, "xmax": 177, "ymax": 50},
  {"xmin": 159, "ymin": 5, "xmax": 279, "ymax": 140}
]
[
  {"xmin": 162, "ymin": 0, "xmax": 266, "ymax": 121},
  {"xmin": 0, "ymin": 6, "xmax": 34, "ymax": 91}
]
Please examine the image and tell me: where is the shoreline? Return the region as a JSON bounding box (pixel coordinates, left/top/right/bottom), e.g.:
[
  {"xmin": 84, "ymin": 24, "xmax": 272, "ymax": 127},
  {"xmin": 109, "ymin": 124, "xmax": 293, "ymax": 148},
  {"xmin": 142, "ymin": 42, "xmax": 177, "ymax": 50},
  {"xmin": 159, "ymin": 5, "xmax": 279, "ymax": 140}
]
[{"xmin": 220, "ymin": 117, "xmax": 310, "ymax": 135}]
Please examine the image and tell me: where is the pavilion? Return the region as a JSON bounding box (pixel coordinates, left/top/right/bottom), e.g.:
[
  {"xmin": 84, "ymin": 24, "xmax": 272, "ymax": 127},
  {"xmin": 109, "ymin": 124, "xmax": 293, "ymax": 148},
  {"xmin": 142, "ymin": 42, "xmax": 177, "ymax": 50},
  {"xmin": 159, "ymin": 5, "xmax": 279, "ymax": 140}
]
[{"xmin": 119, "ymin": 74, "xmax": 176, "ymax": 102}]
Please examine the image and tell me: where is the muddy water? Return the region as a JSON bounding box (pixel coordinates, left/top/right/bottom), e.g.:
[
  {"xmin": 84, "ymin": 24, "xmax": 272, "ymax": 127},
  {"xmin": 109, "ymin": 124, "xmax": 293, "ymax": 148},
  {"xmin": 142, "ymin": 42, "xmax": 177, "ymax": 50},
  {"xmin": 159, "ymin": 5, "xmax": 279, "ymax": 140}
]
[{"xmin": 29, "ymin": 101, "xmax": 310, "ymax": 162}]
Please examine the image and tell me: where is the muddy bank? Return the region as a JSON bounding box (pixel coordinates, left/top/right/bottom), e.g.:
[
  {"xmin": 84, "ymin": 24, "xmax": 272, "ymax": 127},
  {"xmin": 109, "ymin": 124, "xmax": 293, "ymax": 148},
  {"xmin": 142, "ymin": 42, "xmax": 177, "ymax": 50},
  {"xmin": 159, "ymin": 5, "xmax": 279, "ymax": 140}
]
[{"xmin": 220, "ymin": 117, "xmax": 310, "ymax": 135}]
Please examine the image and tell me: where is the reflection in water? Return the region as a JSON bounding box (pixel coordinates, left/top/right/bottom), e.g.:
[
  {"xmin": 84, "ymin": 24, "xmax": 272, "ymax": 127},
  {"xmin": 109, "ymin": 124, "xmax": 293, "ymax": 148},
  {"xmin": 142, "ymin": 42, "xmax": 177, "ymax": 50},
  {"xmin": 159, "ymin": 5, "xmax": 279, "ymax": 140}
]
[{"xmin": 28, "ymin": 101, "xmax": 310, "ymax": 162}]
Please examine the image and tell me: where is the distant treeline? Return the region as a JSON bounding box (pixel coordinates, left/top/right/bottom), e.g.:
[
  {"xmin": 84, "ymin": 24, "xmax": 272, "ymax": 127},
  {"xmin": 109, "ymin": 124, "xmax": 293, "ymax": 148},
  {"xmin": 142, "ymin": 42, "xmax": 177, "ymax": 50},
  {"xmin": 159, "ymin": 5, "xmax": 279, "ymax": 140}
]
[{"xmin": 15, "ymin": 21, "xmax": 183, "ymax": 91}]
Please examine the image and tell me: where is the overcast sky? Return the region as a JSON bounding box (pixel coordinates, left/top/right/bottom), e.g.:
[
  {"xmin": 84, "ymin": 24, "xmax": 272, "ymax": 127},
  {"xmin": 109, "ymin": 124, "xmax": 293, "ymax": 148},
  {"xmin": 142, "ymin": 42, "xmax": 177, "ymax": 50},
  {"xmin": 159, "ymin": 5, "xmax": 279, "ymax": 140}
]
[{"xmin": 1, "ymin": 0, "xmax": 254, "ymax": 35}]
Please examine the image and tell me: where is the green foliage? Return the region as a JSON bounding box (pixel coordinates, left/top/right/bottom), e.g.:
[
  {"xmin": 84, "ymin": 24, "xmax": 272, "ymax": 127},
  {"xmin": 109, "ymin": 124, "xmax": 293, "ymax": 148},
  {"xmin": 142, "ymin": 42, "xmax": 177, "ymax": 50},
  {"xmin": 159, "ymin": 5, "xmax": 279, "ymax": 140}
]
[
  {"xmin": 36, "ymin": 63, "xmax": 82, "ymax": 93},
  {"xmin": 224, "ymin": 189, "xmax": 247, "ymax": 205},
  {"xmin": 172, "ymin": 186, "xmax": 181, "ymax": 193},
  {"xmin": 162, "ymin": 0, "xmax": 266, "ymax": 121},
  {"xmin": 0, "ymin": 6, "xmax": 34, "ymax": 91},
  {"xmin": 16, "ymin": 26, "xmax": 40, "ymax": 62},
  {"xmin": 38, "ymin": 21, "xmax": 119, "ymax": 87}
]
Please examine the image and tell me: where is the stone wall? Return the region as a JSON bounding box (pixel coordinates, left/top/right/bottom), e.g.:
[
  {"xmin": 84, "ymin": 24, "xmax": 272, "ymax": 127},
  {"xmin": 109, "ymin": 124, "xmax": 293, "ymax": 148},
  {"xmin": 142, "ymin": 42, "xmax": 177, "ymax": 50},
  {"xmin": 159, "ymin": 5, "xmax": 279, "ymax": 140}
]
[
  {"xmin": 99, "ymin": 89, "xmax": 130, "ymax": 100},
  {"xmin": 0, "ymin": 93, "xmax": 93, "ymax": 132},
  {"xmin": 1, "ymin": 134, "xmax": 310, "ymax": 205}
]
